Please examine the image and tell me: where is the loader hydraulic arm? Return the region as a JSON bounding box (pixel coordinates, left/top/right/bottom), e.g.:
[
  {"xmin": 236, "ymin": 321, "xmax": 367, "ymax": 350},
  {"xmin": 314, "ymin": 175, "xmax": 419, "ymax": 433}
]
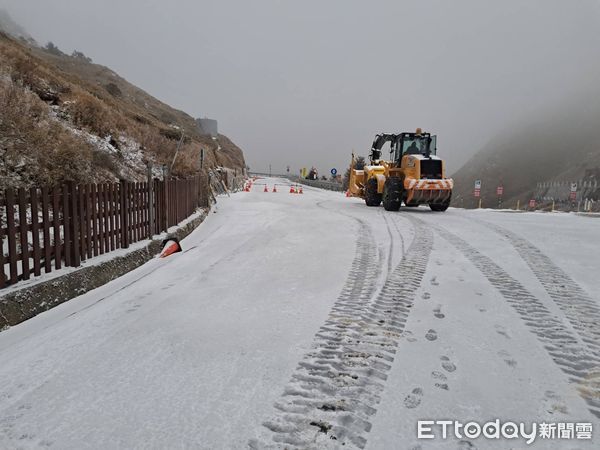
[{"xmin": 369, "ymin": 133, "xmax": 400, "ymax": 163}]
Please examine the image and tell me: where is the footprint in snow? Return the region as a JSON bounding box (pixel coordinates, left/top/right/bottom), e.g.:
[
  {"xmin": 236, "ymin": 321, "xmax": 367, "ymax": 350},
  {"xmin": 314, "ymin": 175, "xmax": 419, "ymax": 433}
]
[
  {"xmin": 425, "ymin": 329, "xmax": 438, "ymax": 341},
  {"xmin": 422, "ymin": 292, "xmax": 431, "ymax": 300},
  {"xmin": 435, "ymin": 383, "xmax": 449, "ymax": 390},
  {"xmin": 403, "ymin": 330, "xmax": 417, "ymax": 343},
  {"xmin": 498, "ymin": 350, "xmax": 517, "ymax": 368},
  {"xmin": 440, "ymin": 356, "xmax": 457, "ymax": 373},
  {"xmin": 544, "ymin": 390, "xmax": 569, "ymax": 414},
  {"xmin": 495, "ymin": 324, "xmax": 511, "ymax": 339},
  {"xmin": 404, "ymin": 387, "xmax": 423, "ymax": 409},
  {"xmin": 126, "ymin": 304, "xmax": 142, "ymax": 313},
  {"xmin": 431, "ymin": 371, "xmax": 447, "ymax": 381},
  {"xmin": 433, "ymin": 305, "xmax": 445, "ymax": 319},
  {"xmin": 431, "ymin": 276, "xmax": 440, "ymax": 286}
]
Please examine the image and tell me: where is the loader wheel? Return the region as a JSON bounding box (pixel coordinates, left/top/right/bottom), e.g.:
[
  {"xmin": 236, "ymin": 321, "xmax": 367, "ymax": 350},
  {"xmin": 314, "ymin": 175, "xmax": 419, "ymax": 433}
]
[
  {"xmin": 429, "ymin": 203, "xmax": 449, "ymax": 212},
  {"xmin": 365, "ymin": 178, "xmax": 382, "ymax": 206},
  {"xmin": 383, "ymin": 177, "xmax": 402, "ymax": 211},
  {"xmin": 430, "ymin": 193, "xmax": 451, "ymax": 212}
]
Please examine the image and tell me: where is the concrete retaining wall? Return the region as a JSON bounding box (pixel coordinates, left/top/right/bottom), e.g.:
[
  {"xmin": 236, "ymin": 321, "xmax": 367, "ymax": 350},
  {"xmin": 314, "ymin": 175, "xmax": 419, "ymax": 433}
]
[{"xmin": 0, "ymin": 209, "xmax": 209, "ymax": 330}]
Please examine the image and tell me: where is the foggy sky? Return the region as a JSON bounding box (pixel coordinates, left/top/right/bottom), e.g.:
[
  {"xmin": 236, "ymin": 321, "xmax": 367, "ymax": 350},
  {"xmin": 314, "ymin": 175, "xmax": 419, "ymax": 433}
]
[{"xmin": 2, "ymin": 0, "xmax": 600, "ymax": 175}]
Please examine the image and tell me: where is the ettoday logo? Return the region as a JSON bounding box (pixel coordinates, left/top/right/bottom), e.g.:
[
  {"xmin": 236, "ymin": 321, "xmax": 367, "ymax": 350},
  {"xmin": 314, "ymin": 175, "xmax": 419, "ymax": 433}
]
[{"xmin": 417, "ymin": 420, "xmax": 592, "ymax": 444}]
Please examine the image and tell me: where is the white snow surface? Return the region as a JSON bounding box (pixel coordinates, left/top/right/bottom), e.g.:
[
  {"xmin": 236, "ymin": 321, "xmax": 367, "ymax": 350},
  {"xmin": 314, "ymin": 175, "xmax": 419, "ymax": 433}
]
[{"xmin": 0, "ymin": 178, "xmax": 599, "ymax": 449}]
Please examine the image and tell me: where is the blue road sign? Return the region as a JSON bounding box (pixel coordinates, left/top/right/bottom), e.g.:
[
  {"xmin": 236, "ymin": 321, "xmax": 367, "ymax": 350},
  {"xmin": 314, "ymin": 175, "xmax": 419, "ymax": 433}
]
[{"xmin": 331, "ymin": 168, "xmax": 337, "ymax": 175}]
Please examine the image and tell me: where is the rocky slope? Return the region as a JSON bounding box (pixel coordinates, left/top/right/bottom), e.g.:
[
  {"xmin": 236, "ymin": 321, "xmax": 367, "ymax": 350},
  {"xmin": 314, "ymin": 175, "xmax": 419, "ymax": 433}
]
[{"xmin": 0, "ymin": 19, "xmax": 245, "ymax": 190}]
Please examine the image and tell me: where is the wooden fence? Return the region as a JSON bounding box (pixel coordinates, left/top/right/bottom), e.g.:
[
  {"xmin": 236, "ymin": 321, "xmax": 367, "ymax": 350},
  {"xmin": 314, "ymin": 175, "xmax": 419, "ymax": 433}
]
[{"xmin": 0, "ymin": 175, "xmax": 209, "ymax": 289}]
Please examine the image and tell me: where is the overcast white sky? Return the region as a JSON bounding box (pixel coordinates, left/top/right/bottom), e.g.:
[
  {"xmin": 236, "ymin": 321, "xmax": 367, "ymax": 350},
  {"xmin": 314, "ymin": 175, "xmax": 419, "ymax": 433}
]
[{"xmin": 2, "ymin": 0, "xmax": 600, "ymax": 175}]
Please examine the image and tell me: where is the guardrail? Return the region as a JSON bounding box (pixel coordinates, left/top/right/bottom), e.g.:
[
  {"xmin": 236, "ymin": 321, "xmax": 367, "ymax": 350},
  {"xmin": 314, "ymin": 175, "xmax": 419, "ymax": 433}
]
[{"xmin": 249, "ymin": 173, "xmax": 344, "ymax": 192}]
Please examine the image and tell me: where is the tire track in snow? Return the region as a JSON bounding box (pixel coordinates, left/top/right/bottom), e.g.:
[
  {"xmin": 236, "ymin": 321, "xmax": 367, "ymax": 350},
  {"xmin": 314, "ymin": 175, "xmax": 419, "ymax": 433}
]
[
  {"xmin": 380, "ymin": 211, "xmax": 395, "ymax": 279},
  {"xmin": 427, "ymin": 219, "xmax": 600, "ymax": 419},
  {"xmin": 251, "ymin": 215, "xmax": 432, "ymax": 449},
  {"xmin": 476, "ymin": 219, "xmax": 600, "ymax": 359}
]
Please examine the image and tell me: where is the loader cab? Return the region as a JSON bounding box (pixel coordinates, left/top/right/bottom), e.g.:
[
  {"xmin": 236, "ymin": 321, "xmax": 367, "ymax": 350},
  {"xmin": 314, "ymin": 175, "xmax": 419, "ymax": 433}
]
[{"xmin": 392, "ymin": 133, "xmax": 437, "ymax": 162}]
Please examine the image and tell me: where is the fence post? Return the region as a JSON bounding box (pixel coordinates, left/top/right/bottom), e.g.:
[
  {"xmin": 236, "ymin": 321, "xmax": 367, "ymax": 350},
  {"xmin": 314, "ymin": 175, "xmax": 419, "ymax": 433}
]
[
  {"xmin": 69, "ymin": 182, "xmax": 81, "ymax": 266},
  {"xmin": 30, "ymin": 187, "xmax": 41, "ymax": 276},
  {"xmin": 5, "ymin": 189, "xmax": 17, "ymax": 284},
  {"xmin": 62, "ymin": 184, "xmax": 72, "ymax": 266},
  {"xmin": 147, "ymin": 166, "xmax": 154, "ymax": 239},
  {"xmin": 120, "ymin": 180, "xmax": 129, "ymax": 249},
  {"xmin": 18, "ymin": 188, "xmax": 31, "ymax": 279},
  {"xmin": 0, "ymin": 217, "xmax": 4, "ymax": 288}
]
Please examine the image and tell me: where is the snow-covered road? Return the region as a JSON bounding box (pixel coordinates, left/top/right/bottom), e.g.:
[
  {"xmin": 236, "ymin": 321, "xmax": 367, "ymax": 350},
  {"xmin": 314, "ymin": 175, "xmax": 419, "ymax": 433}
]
[{"xmin": 0, "ymin": 177, "xmax": 599, "ymax": 449}]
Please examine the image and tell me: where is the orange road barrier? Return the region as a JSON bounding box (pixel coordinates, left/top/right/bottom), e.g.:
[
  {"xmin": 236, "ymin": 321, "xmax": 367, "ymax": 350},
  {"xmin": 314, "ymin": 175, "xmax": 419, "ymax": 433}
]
[
  {"xmin": 290, "ymin": 186, "xmax": 296, "ymax": 194},
  {"xmin": 160, "ymin": 238, "xmax": 182, "ymax": 258},
  {"xmin": 298, "ymin": 186, "xmax": 303, "ymax": 194},
  {"xmin": 273, "ymin": 185, "xmax": 277, "ymax": 193},
  {"xmin": 264, "ymin": 185, "xmax": 269, "ymax": 192},
  {"xmin": 345, "ymin": 190, "xmax": 351, "ymax": 197}
]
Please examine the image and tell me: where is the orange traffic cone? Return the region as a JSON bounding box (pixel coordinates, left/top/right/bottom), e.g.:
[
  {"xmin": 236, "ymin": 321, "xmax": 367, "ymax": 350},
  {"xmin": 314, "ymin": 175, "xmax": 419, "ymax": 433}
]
[
  {"xmin": 264, "ymin": 185, "xmax": 268, "ymax": 192},
  {"xmin": 160, "ymin": 237, "xmax": 182, "ymax": 258},
  {"xmin": 345, "ymin": 190, "xmax": 350, "ymax": 197},
  {"xmin": 289, "ymin": 186, "xmax": 295, "ymax": 194},
  {"xmin": 298, "ymin": 186, "xmax": 303, "ymax": 194},
  {"xmin": 273, "ymin": 185, "xmax": 277, "ymax": 193}
]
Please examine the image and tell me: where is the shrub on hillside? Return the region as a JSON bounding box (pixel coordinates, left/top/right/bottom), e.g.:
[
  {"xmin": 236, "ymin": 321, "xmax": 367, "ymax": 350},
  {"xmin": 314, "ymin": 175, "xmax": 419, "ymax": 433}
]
[
  {"xmin": 66, "ymin": 91, "xmax": 115, "ymax": 137},
  {"xmin": 71, "ymin": 50, "xmax": 92, "ymax": 63},
  {"xmin": 0, "ymin": 78, "xmax": 96, "ymax": 189},
  {"xmin": 44, "ymin": 41, "xmax": 63, "ymax": 56}
]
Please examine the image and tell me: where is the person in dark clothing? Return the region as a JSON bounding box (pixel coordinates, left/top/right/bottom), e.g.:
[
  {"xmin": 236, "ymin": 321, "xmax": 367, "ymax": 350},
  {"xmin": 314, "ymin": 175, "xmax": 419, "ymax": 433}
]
[{"xmin": 405, "ymin": 141, "xmax": 420, "ymax": 155}]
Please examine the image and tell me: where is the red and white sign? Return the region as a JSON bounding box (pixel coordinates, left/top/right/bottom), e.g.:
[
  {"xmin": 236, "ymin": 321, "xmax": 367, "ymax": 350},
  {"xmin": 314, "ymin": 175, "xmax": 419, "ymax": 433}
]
[
  {"xmin": 529, "ymin": 199, "xmax": 536, "ymax": 208},
  {"xmin": 570, "ymin": 191, "xmax": 577, "ymax": 201},
  {"xmin": 474, "ymin": 189, "xmax": 481, "ymax": 198},
  {"xmin": 496, "ymin": 186, "xmax": 504, "ymax": 196}
]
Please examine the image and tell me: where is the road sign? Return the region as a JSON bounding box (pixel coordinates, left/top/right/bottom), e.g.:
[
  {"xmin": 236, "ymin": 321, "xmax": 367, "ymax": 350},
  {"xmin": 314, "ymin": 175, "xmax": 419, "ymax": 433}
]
[
  {"xmin": 570, "ymin": 182, "xmax": 577, "ymax": 192},
  {"xmin": 496, "ymin": 186, "xmax": 504, "ymax": 196},
  {"xmin": 286, "ymin": 165, "xmax": 290, "ymax": 173},
  {"xmin": 529, "ymin": 199, "xmax": 536, "ymax": 208},
  {"xmin": 570, "ymin": 191, "xmax": 577, "ymax": 201},
  {"xmin": 331, "ymin": 168, "xmax": 337, "ymax": 176},
  {"xmin": 474, "ymin": 179, "xmax": 482, "ymax": 189},
  {"xmin": 474, "ymin": 189, "xmax": 481, "ymax": 198}
]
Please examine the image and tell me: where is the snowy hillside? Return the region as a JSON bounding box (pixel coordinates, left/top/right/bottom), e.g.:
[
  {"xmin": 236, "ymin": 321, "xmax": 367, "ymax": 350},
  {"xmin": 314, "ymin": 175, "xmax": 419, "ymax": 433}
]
[{"xmin": 0, "ymin": 20, "xmax": 245, "ymax": 190}]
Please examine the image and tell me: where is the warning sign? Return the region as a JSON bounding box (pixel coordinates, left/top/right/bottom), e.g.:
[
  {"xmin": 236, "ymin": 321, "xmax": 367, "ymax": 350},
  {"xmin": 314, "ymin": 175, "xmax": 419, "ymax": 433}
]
[{"xmin": 496, "ymin": 186, "xmax": 504, "ymax": 196}]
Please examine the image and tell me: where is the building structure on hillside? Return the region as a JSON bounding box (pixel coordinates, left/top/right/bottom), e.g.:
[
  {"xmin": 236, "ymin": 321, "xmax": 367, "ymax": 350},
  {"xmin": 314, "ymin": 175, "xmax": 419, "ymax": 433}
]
[{"xmin": 196, "ymin": 118, "xmax": 218, "ymax": 137}]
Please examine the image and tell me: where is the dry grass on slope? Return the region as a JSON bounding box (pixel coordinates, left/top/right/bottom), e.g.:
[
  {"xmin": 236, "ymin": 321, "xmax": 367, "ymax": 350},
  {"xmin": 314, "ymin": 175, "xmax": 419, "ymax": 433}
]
[{"xmin": 0, "ymin": 32, "xmax": 245, "ymax": 190}]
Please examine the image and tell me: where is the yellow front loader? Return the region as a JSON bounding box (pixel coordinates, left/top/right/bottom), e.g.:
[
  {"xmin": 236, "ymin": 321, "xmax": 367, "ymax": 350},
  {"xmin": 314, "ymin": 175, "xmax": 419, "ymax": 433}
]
[{"xmin": 347, "ymin": 129, "xmax": 454, "ymax": 211}]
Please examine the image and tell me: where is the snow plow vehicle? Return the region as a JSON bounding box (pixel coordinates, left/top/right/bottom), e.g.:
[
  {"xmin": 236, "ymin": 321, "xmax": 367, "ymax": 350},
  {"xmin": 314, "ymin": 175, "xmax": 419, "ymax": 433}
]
[{"xmin": 347, "ymin": 129, "xmax": 453, "ymax": 211}]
